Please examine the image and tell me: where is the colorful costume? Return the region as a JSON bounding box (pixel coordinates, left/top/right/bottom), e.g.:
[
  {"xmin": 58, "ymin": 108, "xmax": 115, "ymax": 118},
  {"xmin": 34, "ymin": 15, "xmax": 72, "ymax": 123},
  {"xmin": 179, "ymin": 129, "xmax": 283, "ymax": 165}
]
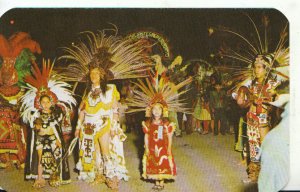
[
  {"xmin": 25, "ymin": 106, "xmax": 71, "ymax": 184},
  {"xmin": 0, "ymin": 32, "xmax": 41, "ymax": 168},
  {"xmin": 126, "ymin": 70, "xmax": 192, "ymax": 184},
  {"xmin": 142, "ymin": 120, "xmax": 176, "ymax": 180},
  {"xmin": 244, "ymin": 79, "xmax": 280, "ymax": 162},
  {"xmin": 76, "ymin": 84, "xmax": 128, "ymax": 181},
  {"xmin": 193, "ymin": 96, "xmax": 211, "ymax": 121},
  {"xmin": 20, "ymin": 60, "xmax": 76, "ymax": 186},
  {"xmin": 218, "ymin": 15, "xmax": 289, "ymax": 182},
  {"xmin": 59, "ymin": 27, "xmax": 152, "ymax": 189}
]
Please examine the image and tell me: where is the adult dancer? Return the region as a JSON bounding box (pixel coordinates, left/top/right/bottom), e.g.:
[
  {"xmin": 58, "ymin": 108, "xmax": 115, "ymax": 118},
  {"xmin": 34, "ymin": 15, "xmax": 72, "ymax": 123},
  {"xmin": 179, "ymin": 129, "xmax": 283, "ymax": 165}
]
[
  {"xmin": 217, "ymin": 15, "xmax": 289, "ymax": 182},
  {"xmin": 0, "ymin": 32, "xmax": 41, "ymax": 169},
  {"xmin": 59, "ymin": 27, "xmax": 152, "ymax": 191}
]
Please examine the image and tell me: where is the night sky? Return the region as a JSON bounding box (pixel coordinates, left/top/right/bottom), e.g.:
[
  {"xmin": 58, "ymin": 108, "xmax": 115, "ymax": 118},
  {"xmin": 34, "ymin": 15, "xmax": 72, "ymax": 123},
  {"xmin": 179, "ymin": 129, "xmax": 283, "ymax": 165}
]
[{"xmin": 0, "ymin": 8, "xmax": 288, "ymax": 66}]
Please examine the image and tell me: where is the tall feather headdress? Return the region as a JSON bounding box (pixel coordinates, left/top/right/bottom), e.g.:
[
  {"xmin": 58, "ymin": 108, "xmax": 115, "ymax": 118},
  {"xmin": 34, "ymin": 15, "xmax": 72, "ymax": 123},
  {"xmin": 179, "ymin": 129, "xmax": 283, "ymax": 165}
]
[
  {"xmin": 126, "ymin": 70, "xmax": 192, "ymax": 117},
  {"xmin": 215, "ymin": 14, "xmax": 289, "ymax": 91},
  {"xmin": 58, "ymin": 26, "xmax": 152, "ymax": 82},
  {"xmin": 20, "ymin": 59, "xmax": 77, "ymax": 124}
]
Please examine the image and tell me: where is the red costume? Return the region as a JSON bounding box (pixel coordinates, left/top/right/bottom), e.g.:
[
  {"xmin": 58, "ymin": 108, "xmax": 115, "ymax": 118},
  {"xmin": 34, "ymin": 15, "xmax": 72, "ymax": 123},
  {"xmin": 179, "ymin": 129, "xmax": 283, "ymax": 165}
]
[
  {"xmin": 0, "ymin": 32, "xmax": 41, "ymax": 168},
  {"xmin": 142, "ymin": 120, "xmax": 176, "ymax": 180},
  {"xmin": 245, "ymin": 79, "xmax": 280, "ymax": 162}
]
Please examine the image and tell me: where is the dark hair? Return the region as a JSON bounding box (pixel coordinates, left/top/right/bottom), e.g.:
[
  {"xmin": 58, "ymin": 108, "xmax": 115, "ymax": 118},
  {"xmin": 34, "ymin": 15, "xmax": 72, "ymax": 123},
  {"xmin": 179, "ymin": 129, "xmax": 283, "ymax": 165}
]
[
  {"xmin": 252, "ymin": 54, "xmax": 279, "ymax": 68},
  {"xmin": 146, "ymin": 117, "xmax": 169, "ymax": 124},
  {"xmin": 215, "ymin": 81, "xmax": 222, "ymax": 87},
  {"xmin": 86, "ymin": 47, "xmax": 115, "ymax": 95}
]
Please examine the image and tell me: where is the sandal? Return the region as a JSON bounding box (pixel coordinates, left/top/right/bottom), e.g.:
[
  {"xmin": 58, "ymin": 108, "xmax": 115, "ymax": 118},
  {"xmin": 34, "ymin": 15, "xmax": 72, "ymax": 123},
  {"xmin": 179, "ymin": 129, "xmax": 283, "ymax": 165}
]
[
  {"xmin": 201, "ymin": 131, "xmax": 209, "ymax": 135},
  {"xmin": 106, "ymin": 176, "xmax": 119, "ymax": 190},
  {"xmin": 152, "ymin": 185, "xmax": 160, "ymax": 191},
  {"xmin": 157, "ymin": 185, "xmax": 164, "ymax": 191},
  {"xmin": 33, "ymin": 179, "xmax": 46, "ymax": 188},
  {"xmin": 152, "ymin": 185, "xmax": 158, "ymax": 189},
  {"xmin": 91, "ymin": 174, "xmax": 106, "ymax": 185}
]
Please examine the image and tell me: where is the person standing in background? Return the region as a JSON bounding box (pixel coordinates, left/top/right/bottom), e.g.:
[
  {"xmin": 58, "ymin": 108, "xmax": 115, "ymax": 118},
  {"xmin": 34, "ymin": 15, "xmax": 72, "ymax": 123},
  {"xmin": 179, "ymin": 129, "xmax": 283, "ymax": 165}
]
[{"xmin": 209, "ymin": 82, "xmax": 226, "ymax": 135}]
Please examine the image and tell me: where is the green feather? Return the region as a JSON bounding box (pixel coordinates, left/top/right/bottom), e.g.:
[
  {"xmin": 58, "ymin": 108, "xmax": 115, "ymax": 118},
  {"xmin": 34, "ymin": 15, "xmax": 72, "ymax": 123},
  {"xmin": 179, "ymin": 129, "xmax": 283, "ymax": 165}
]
[{"xmin": 15, "ymin": 48, "xmax": 36, "ymax": 87}]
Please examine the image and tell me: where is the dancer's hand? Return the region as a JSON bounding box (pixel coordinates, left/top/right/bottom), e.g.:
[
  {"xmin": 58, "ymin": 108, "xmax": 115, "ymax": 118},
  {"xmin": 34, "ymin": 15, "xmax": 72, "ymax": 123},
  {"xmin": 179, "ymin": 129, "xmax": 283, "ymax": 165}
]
[
  {"xmin": 167, "ymin": 148, "xmax": 172, "ymax": 156},
  {"xmin": 267, "ymin": 88, "xmax": 277, "ymax": 96},
  {"xmin": 110, "ymin": 130, "xmax": 118, "ymax": 138}
]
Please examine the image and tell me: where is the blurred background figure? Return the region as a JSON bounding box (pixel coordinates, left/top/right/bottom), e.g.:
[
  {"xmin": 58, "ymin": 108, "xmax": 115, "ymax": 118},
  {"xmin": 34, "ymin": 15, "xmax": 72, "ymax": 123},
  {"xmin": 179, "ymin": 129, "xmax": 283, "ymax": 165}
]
[{"xmin": 209, "ymin": 82, "xmax": 226, "ymax": 135}]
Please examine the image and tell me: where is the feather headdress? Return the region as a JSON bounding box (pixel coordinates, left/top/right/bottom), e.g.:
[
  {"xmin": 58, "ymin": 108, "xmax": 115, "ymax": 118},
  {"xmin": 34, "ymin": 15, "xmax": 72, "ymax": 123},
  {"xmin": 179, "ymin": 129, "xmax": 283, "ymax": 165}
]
[
  {"xmin": 126, "ymin": 70, "xmax": 192, "ymax": 117},
  {"xmin": 0, "ymin": 32, "xmax": 41, "ymax": 96},
  {"xmin": 20, "ymin": 59, "xmax": 77, "ymax": 124},
  {"xmin": 215, "ymin": 14, "xmax": 289, "ymax": 91},
  {"xmin": 0, "ymin": 32, "xmax": 41, "ymax": 58},
  {"xmin": 58, "ymin": 26, "xmax": 152, "ymax": 82}
]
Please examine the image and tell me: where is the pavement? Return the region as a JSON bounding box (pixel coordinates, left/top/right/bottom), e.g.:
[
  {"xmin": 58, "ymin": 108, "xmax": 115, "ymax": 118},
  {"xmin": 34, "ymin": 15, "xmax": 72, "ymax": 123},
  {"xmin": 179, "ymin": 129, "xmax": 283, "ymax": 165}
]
[{"xmin": 0, "ymin": 132, "xmax": 257, "ymax": 192}]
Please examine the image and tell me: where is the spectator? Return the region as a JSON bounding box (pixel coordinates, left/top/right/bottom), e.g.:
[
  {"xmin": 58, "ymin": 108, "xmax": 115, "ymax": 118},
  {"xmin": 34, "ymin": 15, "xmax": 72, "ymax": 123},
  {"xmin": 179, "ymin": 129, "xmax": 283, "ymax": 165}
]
[{"xmin": 209, "ymin": 82, "xmax": 226, "ymax": 135}]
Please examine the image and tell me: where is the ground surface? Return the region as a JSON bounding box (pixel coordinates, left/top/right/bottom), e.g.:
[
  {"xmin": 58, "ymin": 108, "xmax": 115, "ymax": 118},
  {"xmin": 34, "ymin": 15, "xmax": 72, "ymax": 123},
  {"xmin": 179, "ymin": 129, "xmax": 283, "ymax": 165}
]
[{"xmin": 0, "ymin": 132, "xmax": 257, "ymax": 192}]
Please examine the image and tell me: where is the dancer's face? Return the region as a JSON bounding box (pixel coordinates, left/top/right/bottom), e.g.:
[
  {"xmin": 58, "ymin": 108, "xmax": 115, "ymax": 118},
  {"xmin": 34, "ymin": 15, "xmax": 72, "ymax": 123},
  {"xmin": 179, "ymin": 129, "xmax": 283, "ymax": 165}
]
[
  {"xmin": 215, "ymin": 84, "xmax": 222, "ymax": 91},
  {"xmin": 253, "ymin": 59, "xmax": 267, "ymax": 79},
  {"xmin": 40, "ymin": 96, "xmax": 52, "ymax": 111},
  {"xmin": 210, "ymin": 77, "xmax": 216, "ymax": 85},
  {"xmin": 90, "ymin": 68, "xmax": 101, "ymax": 85},
  {"xmin": 152, "ymin": 103, "xmax": 163, "ymax": 118}
]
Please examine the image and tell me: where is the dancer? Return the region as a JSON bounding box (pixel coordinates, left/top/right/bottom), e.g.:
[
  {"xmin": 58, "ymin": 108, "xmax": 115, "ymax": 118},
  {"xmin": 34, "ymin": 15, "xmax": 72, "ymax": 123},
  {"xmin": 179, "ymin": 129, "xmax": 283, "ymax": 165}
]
[
  {"xmin": 126, "ymin": 71, "xmax": 192, "ymax": 190},
  {"xmin": 151, "ymin": 55, "xmax": 189, "ymax": 137},
  {"xmin": 21, "ymin": 60, "xmax": 76, "ymax": 188},
  {"xmin": 142, "ymin": 103, "xmax": 176, "ymax": 190},
  {"xmin": 59, "ymin": 27, "xmax": 152, "ymax": 191},
  {"xmin": 236, "ymin": 54, "xmax": 283, "ymax": 181},
  {"xmin": 217, "ymin": 15, "xmax": 289, "ymax": 182},
  {"xmin": 0, "ymin": 32, "xmax": 41, "ymax": 169}
]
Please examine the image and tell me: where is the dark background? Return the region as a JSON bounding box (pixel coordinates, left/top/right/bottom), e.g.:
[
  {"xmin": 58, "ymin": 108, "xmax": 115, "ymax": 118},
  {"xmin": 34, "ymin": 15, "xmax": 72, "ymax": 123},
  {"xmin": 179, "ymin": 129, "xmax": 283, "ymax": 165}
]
[{"xmin": 0, "ymin": 8, "xmax": 288, "ymax": 65}]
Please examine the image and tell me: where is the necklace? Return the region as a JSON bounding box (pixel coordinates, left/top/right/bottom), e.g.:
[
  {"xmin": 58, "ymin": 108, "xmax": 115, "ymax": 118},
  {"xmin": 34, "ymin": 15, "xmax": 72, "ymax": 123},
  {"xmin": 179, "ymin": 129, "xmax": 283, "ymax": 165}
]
[
  {"xmin": 91, "ymin": 88, "xmax": 101, "ymax": 100},
  {"xmin": 40, "ymin": 112, "xmax": 52, "ymax": 129},
  {"xmin": 88, "ymin": 87, "xmax": 102, "ymax": 106}
]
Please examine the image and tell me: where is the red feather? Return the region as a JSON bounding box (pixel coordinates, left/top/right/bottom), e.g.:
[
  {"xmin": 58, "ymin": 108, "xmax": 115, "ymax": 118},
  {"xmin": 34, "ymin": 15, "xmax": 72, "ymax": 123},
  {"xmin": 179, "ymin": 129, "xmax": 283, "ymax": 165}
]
[
  {"xmin": 0, "ymin": 32, "xmax": 41, "ymax": 57},
  {"xmin": 0, "ymin": 34, "xmax": 12, "ymax": 57},
  {"xmin": 24, "ymin": 60, "xmax": 52, "ymax": 90}
]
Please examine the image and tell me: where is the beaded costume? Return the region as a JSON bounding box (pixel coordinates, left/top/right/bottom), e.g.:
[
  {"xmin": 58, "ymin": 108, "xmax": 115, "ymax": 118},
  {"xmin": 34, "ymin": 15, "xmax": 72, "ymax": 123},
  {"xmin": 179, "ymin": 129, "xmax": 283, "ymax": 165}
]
[{"xmin": 20, "ymin": 60, "xmax": 76, "ymax": 186}]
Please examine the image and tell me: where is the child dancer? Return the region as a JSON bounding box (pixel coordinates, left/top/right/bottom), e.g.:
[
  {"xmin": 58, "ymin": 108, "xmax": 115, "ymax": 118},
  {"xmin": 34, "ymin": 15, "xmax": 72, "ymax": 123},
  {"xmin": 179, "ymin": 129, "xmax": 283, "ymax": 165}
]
[
  {"xmin": 20, "ymin": 60, "xmax": 76, "ymax": 188},
  {"xmin": 126, "ymin": 71, "xmax": 192, "ymax": 191},
  {"xmin": 142, "ymin": 103, "xmax": 176, "ymax": 190}
]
